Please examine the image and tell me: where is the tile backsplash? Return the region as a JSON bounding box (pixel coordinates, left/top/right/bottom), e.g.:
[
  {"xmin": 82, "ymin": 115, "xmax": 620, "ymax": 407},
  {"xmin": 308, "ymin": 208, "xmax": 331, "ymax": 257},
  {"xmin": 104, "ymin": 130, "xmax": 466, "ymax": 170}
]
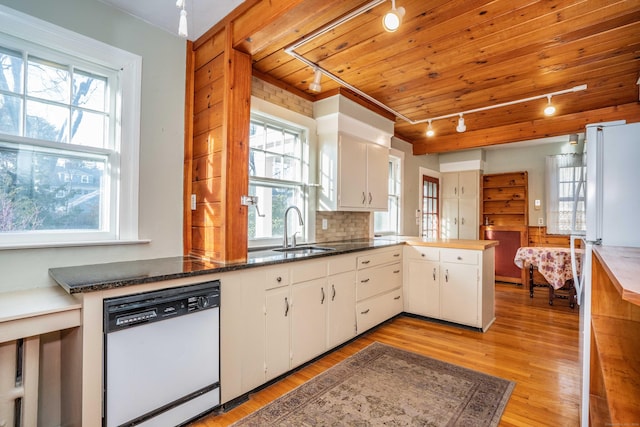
[{"xmin": 315, "ymin": 211, "xmax": 370, "ymax": 243}]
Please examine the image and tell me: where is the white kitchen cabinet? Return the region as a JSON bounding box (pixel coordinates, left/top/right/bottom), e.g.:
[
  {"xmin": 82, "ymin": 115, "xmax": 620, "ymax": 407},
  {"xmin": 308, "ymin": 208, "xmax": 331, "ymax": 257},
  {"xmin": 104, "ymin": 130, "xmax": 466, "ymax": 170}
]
[
  {"xmin": 291, "ymin": 277, "xmax": 328, "ymax": 367},
  {"xmin": 264, "ymin": 284, "xmax": 291, "ymax": 382},
  {"xmin": 404, "ymin": 246, "xmax": 440, "ymax": 318},
  {"xmin": 403, "ymin": 245, "xmax": 495, "ymax": 331},
  {"xmin": 441, "ymin": 171, "xmax": 479, "ymax": 239},
  {"xmin": 355, "ymin": 247, "xmax": 403, "ymax": 333},
  {"xmin": 326, "ymin": 255, "xmax": 357, "ymax": 348},
  {"xmin": 319, "ymin": 132, "xmax": 389, "ymax": 211}
]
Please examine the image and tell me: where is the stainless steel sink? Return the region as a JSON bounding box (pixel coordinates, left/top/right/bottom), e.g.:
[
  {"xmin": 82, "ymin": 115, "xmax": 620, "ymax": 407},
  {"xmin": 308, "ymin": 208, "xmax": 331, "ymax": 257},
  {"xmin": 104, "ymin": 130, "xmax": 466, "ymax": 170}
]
[{"xmin": 273, "ymin": 245, "xmax": 336, "ymax": 255}]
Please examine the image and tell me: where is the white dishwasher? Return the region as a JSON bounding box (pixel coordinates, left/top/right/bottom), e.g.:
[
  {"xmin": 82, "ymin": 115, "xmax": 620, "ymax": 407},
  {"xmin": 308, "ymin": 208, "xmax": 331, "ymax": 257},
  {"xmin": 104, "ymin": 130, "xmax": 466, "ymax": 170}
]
[{"xmin": 103, "ymin": 281, "xmax": 220, "ymax": 427}]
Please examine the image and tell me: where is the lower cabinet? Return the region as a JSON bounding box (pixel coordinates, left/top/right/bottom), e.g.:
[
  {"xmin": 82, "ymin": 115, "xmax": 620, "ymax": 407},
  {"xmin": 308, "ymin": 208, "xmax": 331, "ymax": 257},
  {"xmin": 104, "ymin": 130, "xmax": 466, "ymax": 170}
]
[
  {"xmin": 291, "ymin": 277, "xmax": 328, "ymax": 367},
  {"xmin": 403, "ymin": 245, "xmax": 495, "ymax": 331},
  {"xmin": 265, "ymin": 284, "xmax": 292, "ymax": 381},
  {"xmin": 326, "ymin": 255, "xmax": 357, "ymax": 349}
]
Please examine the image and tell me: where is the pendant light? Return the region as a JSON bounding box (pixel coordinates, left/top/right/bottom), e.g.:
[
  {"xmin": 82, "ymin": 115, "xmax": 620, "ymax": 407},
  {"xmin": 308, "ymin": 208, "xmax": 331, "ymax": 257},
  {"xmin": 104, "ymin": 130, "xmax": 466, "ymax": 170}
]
[
  {"xmin": 309, "ymin": 68, "xmax": 323, "ymax": 92},
  {"xmin": 382, "ymin": 0, "xmax": 405, "ymax": 32},
  {"xmin": 426, "ymin": 120, "xmax": 435, "ymax": 137},
  {"xmin": 456, "ymin": 114, "xmax": 466, "ymax": 133},
  {"xmin": 176, "ymin": 0, "xmax": 188, "ymax": 38},
  {"xmin": 544, "ymin": 95, "xmax": 556, "ymax": 116}
]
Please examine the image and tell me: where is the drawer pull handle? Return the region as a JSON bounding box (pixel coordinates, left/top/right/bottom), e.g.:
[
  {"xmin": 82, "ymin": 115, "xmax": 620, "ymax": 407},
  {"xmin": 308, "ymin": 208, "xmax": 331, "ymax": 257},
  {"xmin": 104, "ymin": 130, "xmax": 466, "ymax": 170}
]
[
  {"xmin": 361, "ymin": 278, "xmax": 370, "ymax": 283},
  {"xmin": 393, "ymin": 270, "xmax": 400, "ymax": 274},
  {"xmin": 393, "ymin": 253, "xmax": 400, "ymax": 257},
  {"xmin": 361, "ymin": 309, "xmax": 370, "ymax": 314},
  {"xmin": 445, "ymin": 269, "xmax": 449, "ymax": 283},
  {"xmin": 284, "ymin": 297, "xmax": 289, "ymax": 317},
  {"xmin": 361, "ymin": 260, "xmax": 371, "ymax": 265},
  {"xmin": 276, "ymin": 276, "xmax": 282, "ymax": 282},
  {"xmin": 321, "ymin": 287, "xmax": 325, "ymax": 304},
  {"xmin": 332, "ymin": 284, "xmax": 336, "ymax": 301},
  {"xmin": 394, "ymin": 295, "xmax": 401, "ymax": 300},
  {"xmin": 433, "ymin": 268, "xmax": 436, "ymax": 280}
]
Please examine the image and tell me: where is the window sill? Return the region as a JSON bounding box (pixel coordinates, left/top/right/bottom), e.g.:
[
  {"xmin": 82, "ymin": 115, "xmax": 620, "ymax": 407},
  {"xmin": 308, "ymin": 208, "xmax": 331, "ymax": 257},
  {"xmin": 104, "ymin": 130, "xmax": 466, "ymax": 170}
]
[{"xmin": 0, "ymin": 239, "xmax": 151, "ymax": 251}]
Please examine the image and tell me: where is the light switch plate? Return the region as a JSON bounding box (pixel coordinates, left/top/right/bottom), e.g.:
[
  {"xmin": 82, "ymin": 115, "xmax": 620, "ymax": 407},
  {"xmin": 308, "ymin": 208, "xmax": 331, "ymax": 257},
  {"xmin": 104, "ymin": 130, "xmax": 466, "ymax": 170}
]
[
  {"xmin": 191, "ymin": 194, "xmax": 196, "ymax": 210},
  {"xmin": 322, "ymin": 218, "xmax": 328, "ymax": 230},
  {"xmin": 538, "ymin": 217, "xmax": 544, "ymax": 225}
]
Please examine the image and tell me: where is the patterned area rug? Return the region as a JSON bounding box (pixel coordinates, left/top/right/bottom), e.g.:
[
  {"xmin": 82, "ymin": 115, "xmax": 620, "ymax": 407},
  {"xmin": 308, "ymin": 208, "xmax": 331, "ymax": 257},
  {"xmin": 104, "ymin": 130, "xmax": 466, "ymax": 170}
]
[{"xmin": 231, "ymin": 342, "xmax": 515, "ymax": 426}]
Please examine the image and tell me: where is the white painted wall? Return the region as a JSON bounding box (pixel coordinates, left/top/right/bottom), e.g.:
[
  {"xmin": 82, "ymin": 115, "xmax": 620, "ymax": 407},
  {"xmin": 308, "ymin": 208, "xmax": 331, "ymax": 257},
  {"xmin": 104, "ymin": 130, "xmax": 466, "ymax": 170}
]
[{"xmin": 0, "ymin": 0, "xmax": 186, "ymax": 293}]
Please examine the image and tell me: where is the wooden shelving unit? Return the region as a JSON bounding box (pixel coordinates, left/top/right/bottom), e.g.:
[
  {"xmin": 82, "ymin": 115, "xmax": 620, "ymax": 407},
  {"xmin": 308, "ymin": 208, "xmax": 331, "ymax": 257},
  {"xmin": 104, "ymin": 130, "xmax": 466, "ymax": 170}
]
[
  {"xmin": 589, "ymin": 247, "xmax": 640, "ymax": 424},
  {"xmin": 480, "ymin": 172, "xmax": 528, "ymax": 284}
]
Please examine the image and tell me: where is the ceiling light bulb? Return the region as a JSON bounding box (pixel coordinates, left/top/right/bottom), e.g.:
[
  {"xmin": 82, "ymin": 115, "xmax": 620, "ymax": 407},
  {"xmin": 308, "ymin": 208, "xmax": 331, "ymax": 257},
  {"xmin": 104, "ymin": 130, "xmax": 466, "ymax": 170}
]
[
  {"xmin": 176, "ymin": 0, "xmax": 184, "ymax": 8},
  {"xmin": 544, "ymin": 95, "xmax": 556, "ymax": 116},
  {"xmin": 178, "ymin": 8, "xmax": 188, "ymax": 38},
  {"xmin": 456, "ymin": 114, "xmax": 466, "ymax": 132},
  {"xmin": 426, "ymin": 121, "xmax": 435, "ymax": 137},
  {"xmin": 309, "ymin": 68, "xmax": 322, "ymax": 92},
  {"xmin": 382, "ymin": 1, "xmax": 405, "ymax": 32}
]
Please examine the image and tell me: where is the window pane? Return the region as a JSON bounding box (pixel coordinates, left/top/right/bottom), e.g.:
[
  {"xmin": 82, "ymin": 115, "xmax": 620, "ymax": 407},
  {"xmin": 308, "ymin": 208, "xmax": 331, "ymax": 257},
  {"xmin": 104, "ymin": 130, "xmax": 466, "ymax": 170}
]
[
  {"xmin": 0, "ymin": 47, "xmax": 23, "ymax": 93},
  {"xmin": 248, "ymin": 183, "xmax": 301, "ymax": 240},
  {"xmin": 282, "ymin": 131, "xmax": 299, "ymax": 157},
  {"xmin": 249, "ymin": 122, "xmax": 265, "ymax": 150},
  {"xmin": 70, "ymin": 109, "xmax": 106, "ymax": 148},
  {"xmin": 249, "ymin": 149, "xmax": 265, "ymax": 177},
  {"xmin": 282, "ymin": 156, "xmax": 300, "ymax": 181},
  {"xmin": 0, "ymin": 94, "xmax": 22, "ymax": 135},
  {"xmin": 0, "ymin": 143, "xmax": 106, "ymax": 232},
  {"xmin": 72, "ymin": 70, "xmax": 107, "ymax": 112},
  {"xmin": 27, "ymin": 56, "xmax": 70, "ymax": 104},
  {"xmin": 26, "ymin": 100, "xmax": 69, "ymax": 142},
  {"xmin": 265, "ymin": 125, "xmax": 283, "ymax": 154}
]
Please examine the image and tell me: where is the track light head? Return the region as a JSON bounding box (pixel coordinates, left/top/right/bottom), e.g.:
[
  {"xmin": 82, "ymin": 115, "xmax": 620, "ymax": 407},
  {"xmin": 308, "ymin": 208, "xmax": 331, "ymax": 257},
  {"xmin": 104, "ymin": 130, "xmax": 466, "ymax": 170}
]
[
  {"xmin": 456, "ymin": 114, "xmax": 466, "ymax": 133},
  {"xmin": 426, "ymin": 120, "xmax": 435, "ymax": 137},
  {"xmin": 309, "ymin": 68, "xmax": 323, "ymax": 92},
  {"xmin": 382, "ymin": 0, "xmax": 405, "ymax": 32},
  {"xmin": 544, "ymin": 95, "xmax": 556, "ymax": 116}
]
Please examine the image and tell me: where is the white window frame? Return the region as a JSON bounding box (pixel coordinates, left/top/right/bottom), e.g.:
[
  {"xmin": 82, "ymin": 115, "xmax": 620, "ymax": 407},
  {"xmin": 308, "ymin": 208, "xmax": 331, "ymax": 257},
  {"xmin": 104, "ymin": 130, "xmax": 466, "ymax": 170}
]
[
  {"xmin": 248, "ymin": 97, "xmax": 315, "ymax": 248},
  {"xmin": 545, "ymin": 153, "xmax": 586, "ymax": 235},
  {"xmin": 374, "ymin": 149, "xmax": 403, "ymax": 236},
  {"xmin": 0, "ymin": 5, "xmax": 142, "ymax": 248}
]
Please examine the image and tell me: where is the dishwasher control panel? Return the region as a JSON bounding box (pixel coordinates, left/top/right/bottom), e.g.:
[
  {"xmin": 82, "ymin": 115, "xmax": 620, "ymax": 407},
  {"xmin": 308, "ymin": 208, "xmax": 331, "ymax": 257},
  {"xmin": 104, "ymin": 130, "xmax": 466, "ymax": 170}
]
[{"xmin": 104, "ymin": 280, "xmax": 220, "ymax": 333}]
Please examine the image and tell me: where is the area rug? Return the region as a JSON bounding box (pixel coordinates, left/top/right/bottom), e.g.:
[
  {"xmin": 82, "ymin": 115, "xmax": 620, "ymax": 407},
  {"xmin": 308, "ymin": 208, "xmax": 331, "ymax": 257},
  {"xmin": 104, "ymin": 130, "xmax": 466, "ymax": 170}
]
[{"xmin": 231, "ymin": 342, "xmax": 515, "ymax": 426}]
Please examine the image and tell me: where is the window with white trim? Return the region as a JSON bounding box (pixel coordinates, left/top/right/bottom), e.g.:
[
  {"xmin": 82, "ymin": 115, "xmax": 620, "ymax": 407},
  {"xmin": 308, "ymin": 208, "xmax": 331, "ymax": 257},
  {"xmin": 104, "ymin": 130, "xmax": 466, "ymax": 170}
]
[
  {"xmin": 248, "ymin": 114, "xmax": 308, "ymax": 246},
  {"xmin": 374, "ymin": 154, "xmax": 401, "ymax": 235},
  {"xmin": 545, "ymin": 153, "xmax": 586, "ymax": 234},
  {"xmin": 0, "ymin": 7, "xmax": 141, "ymax": 247}
]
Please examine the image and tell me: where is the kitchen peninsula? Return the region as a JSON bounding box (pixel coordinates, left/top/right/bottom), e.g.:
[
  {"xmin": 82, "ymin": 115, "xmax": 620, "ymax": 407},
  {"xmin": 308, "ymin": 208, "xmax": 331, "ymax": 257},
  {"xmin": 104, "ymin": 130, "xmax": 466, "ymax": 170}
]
[{"xmin": 46, "ymin": 237, "xmax": 497, "ymax": 426}]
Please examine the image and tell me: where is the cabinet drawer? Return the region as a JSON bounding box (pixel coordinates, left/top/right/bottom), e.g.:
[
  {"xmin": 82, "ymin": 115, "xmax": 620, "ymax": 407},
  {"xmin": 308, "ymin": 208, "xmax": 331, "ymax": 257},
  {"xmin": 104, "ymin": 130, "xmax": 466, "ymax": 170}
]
[
  {"xmin": 356, "ymin": 288, "xmax": 403, "ymax": 333},
  {"xmin": 327, "ymin": 254, "xmax": 356, "ymax": 276},
  {"xmin": 357, "ymin": 247, "xmax": 402, "ymax": 269},
  {"xmin": 356, "ymin": 262, "xmax": 402, "ymax": 301},
  {"xmin": 265, "ymin": 267, "xmax": 289, "ymax": 290},
  {"xmin": 441, "ymin": 249, "xmax": 478, "ymax": 265},
  {"xmin": 290, "ymin": 259, "xmax": 327, "ymax": 283},
  {"xmin": 405, "ymin": 245, "xmax": 439, "ymax": 261}
]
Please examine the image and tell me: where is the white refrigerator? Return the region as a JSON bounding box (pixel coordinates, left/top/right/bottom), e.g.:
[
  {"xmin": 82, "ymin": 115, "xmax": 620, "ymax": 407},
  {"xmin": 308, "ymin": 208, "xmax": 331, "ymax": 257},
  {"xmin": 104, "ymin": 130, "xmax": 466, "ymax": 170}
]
[{"xmin": 571, "ymin": 121, "xmax": 640, "ymax": 426}]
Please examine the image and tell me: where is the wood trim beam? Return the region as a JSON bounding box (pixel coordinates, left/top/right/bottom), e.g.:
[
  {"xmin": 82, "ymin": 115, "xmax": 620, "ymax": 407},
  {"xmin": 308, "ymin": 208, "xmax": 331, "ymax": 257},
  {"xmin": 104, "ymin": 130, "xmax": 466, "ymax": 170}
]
[
  {"xmin": 412, "ymin": 103, "xmax": 640, "ymax": 155},
  {"xmin": 183, "ymin": 40, "xmax": 195, "ymax": 255}
]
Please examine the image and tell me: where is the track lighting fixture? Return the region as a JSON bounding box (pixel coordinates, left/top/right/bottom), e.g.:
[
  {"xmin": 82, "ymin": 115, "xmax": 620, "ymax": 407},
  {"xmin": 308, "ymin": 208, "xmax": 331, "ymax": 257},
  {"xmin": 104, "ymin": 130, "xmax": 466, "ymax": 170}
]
[
  {"xmin": 426, "ymin": 120, "xmax": 435, "ymax": 137},
  {"xmin": 456, "ymin": 114, "xmax": 466, "ymax": 133},
  {"xmin": 176, "ymin": 0, "xmax": 188, "ymax": 38},
  {"xmin": 309, "ymin": 68, "xmax": 323, "ymax": 92},
  {"xmin": 382, "ymin": 0, "xmax": 405, "ymax": 32},
  {"xmin": 544, "ymin": 95, "xmax": 556, "ymax": 116}
]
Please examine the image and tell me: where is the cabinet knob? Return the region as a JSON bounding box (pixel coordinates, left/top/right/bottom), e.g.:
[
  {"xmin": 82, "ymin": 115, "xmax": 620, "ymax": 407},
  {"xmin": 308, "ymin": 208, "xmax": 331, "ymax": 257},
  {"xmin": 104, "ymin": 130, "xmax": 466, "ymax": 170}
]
[
  {"xmin": 276, "ymin": 276, "xmax": 282, "ymax": 282},
  {"xmin": 457, "ymin": 256, "xmax": 462, "ymax": 260},
  {"xmin": 421, "ymin": 253, "xmax": 425, "ymax": 257}
]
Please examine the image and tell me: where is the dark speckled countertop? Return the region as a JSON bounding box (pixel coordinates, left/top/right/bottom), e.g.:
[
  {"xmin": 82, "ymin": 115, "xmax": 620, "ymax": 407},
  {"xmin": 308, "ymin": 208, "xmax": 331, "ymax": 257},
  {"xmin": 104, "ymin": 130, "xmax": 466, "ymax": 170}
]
[{"xmin": 49, "ymin": 238, "xmax": 406, "ymax": 294}]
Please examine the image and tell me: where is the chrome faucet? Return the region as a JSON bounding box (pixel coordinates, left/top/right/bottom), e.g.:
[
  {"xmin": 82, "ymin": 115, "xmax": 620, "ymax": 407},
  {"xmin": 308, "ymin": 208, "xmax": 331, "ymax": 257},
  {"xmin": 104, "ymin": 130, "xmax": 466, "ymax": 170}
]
[{"xmin": 283, "ymin": 205, "xmax": 304, "ymax": 249}]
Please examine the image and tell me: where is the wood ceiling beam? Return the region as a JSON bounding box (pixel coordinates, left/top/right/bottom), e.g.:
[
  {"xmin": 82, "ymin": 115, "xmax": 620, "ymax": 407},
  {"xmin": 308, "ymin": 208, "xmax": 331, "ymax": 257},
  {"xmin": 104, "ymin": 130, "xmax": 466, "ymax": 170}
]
[{"xmin": 410, "ymin": 103, "xmax": 640, "ymax": 155}]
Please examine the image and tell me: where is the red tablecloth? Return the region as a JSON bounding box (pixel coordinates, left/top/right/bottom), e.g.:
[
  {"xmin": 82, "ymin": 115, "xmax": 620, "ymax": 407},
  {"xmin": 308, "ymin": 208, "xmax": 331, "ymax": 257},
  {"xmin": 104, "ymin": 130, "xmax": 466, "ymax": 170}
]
[{"xmin": 514, "ymin": 246, "xmax": 582, "ymax": 289}]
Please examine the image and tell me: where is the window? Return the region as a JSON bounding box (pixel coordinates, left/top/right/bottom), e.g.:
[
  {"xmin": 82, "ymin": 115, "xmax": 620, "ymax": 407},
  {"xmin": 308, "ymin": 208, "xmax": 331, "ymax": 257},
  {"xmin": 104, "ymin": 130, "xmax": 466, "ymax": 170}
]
[
  {"xmin": 0, "ymin": 7, "xmax": 141, "ymax": 247},
  {"xmin": 249, "ymin": 114, "xmax": 308, "ymax": 245},
  {"xmin": 374, "ymin": 153, "xmax": 401, "ymax": 235},
  {"xmin": 545, "ymin": 153, "xmax": 586, "ymax": 234},
  {"xmin": 421, "ymin": 175, "xmax": 439, "ymax": 239}
]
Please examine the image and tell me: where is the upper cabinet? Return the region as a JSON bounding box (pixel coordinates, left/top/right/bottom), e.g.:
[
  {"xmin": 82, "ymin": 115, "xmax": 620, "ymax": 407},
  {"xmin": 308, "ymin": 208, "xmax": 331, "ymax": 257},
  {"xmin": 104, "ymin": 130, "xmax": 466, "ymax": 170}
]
[
  {"xmin": 441, "ymin": 170, "xmax": 480, "ymax": 239},
  {"xmin": 315, "ymin": 95, "xmax": 394, "ymax": 212}
]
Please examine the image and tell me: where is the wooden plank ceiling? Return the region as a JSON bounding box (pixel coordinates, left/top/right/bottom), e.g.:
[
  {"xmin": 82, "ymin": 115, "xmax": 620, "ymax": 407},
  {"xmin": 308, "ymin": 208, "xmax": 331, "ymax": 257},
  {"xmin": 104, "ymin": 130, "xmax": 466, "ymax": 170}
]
[{"xmin": 236, "ymin": 0, "xmax": 640, "ymax": 153}]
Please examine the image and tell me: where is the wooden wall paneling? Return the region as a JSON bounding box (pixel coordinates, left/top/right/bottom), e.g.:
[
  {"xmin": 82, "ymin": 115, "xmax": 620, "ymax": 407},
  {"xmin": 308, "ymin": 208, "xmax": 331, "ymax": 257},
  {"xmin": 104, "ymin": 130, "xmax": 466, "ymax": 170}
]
[
  {"xmin": 221, "ymin": 23, "xmax": 252, "ymax": 263},
  {"xmin": 183, "ymin": 41, "xmax": 195, "ymax": 255},
  {"xmin": 194, "ymin": 29, "xmax": 227, "ymax": 71}
]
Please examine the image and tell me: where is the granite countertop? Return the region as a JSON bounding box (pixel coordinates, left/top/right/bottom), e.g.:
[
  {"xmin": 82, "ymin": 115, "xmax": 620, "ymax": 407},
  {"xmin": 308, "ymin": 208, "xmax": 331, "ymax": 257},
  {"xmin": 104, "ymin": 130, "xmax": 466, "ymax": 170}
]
[{"xmin": 49, "ymin": 237, "xmax": 498, "ymax": 294}]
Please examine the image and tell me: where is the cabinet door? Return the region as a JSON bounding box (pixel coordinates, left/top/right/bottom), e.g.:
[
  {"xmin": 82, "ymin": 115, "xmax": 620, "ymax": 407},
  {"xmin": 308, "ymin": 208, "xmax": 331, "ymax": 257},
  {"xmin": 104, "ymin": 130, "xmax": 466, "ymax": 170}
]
[
  {"xmin": 366, "ymin": 143, "xmax": 389, "ymax": 210},
  {"xmin": 338, "ymin": 136, "xmax": 367, "ymax": 208},
  {"xmin": 291, "ymin": 278, "xmax": 327, "ymax": 367},
  {"xmin": 406, "ymin": 259, "xmax": 440, "ymax": 318},
  {"xmin": 441, "ymin": 173, "xmax": 459, "ymax": 198},
  {"xmin": 441, "ymin": 198, "xmax": 459, "ymax": 239},
  {"xmin": 440, "ymin": 263, "xmax": 479, "ymax": 327},
  {"xmin": 458, "ymin": 197, "xmax": 478, "ymax": 239},
  {"xmin": 240, "ymin": 270, "xmax": 267, "ymax": 393},
  {"xmin": 327, "ymin": 271, "xmax": 356, "ymax": 348},
  {"xmin": 265, "ymin": 286, "xmax": 291, "ymax": 381},
  {"xmin": 458, "ymin": 170, "xmax": 478, "ymax": 198}
]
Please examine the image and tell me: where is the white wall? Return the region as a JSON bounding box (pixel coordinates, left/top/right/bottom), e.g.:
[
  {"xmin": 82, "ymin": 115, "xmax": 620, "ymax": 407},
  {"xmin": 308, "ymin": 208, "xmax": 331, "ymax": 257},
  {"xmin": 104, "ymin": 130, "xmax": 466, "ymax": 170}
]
[{"xmin": 0, "ymin": 0, "xmax": 187, "ymax": 293}]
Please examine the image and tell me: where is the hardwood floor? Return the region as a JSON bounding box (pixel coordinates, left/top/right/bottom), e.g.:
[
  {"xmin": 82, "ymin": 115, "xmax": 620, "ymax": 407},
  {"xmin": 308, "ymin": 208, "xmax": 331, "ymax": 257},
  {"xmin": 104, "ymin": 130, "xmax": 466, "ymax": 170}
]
[{"xmin": 191, "ymin": 283, "xmax": 580, "ymax": 426}]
